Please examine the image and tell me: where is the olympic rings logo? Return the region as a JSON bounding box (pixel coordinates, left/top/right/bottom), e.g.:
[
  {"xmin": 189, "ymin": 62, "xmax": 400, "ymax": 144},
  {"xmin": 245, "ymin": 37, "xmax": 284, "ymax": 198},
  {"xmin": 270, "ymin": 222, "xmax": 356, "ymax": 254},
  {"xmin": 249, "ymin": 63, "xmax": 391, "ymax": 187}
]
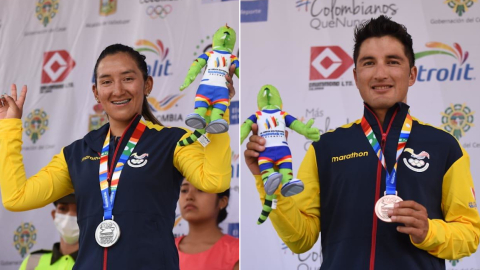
[{"xmin": 146, "ymin": 5, "xmax": 172, "ymax": 19}]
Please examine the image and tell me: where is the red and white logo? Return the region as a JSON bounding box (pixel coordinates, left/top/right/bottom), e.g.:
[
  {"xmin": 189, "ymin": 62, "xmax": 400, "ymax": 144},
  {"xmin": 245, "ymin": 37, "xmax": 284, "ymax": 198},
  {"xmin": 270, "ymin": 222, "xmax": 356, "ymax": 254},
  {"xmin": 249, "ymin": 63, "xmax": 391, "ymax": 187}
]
[
  {"xmin": 310, "ymin": 46, "xmax": 353, "ymax": 80},
  {"xmin": 41, "ymin": 50, "xmax": 76, "ymax": 84}
]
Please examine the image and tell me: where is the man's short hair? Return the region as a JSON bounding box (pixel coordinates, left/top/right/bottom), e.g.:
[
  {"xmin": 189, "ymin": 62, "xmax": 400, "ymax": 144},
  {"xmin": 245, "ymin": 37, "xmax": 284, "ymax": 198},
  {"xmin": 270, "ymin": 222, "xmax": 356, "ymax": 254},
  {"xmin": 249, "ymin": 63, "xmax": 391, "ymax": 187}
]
[
  {"xmin": 53, "ymin": 193, "xmax": 76, "ymax": 206},
  {"xmin": 353, "ymin": 15, "xmax": 415, "ymax": 68}
]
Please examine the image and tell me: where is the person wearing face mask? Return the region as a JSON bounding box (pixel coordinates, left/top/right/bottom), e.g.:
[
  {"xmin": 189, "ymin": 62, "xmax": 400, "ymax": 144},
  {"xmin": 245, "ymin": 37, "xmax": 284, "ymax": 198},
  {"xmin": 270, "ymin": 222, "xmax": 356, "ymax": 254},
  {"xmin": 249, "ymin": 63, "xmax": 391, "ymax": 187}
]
[{"xmin": 19, "ymin": 194, "xmax": 78, "ymax": 270}]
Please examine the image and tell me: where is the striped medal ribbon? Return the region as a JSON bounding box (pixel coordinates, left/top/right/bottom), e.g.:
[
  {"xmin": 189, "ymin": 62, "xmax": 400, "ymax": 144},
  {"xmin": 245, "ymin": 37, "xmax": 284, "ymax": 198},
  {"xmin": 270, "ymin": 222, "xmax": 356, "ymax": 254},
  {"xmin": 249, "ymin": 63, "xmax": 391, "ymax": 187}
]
[
  {"xmin": 361, "ymin": 113, "xmax": 412, "ymax": 222},
  {"xmin": 95, "ymin": 116, "xmax": 147, "ymax": 247}
]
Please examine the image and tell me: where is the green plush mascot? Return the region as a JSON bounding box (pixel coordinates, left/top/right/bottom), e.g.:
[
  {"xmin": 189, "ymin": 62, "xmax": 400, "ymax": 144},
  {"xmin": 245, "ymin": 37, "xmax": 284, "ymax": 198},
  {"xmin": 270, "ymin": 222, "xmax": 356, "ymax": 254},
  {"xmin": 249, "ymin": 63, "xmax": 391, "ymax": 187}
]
[
  {"xmin": 241, "ymin": 85, "xmax": 320, "ymax": 224},
  {"xmin": 178, "ymin": 24, "xmax": 239, "ymax": 146}
]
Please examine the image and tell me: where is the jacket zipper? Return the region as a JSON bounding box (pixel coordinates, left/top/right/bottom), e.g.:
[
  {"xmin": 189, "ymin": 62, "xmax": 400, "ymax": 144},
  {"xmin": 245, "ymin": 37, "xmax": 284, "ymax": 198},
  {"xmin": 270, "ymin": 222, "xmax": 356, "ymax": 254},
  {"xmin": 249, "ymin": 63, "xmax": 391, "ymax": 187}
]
[{"xmin": 364, "ymin": 106, "xmax": 398, "ymax": 270}]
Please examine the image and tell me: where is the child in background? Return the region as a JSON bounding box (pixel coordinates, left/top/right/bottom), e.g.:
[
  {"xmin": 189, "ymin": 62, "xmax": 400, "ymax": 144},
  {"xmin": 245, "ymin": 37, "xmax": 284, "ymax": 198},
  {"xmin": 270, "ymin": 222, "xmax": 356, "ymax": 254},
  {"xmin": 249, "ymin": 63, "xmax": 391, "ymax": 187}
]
[{"xmin": 176, "ymin": 179, "xmax": 239, "ymax": 270}]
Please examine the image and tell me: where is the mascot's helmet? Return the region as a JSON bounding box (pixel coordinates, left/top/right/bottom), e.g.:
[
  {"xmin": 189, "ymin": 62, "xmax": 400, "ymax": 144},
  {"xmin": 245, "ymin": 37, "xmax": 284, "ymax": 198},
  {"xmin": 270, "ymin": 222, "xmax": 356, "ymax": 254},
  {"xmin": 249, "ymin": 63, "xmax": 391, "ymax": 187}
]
[
  {"xmin": 212, "ymin": 24, "xmax": 236, "ymax": 53},
  {"xmin": 257, "ymin": 85, "xmax": 282, "ymax": 111}
]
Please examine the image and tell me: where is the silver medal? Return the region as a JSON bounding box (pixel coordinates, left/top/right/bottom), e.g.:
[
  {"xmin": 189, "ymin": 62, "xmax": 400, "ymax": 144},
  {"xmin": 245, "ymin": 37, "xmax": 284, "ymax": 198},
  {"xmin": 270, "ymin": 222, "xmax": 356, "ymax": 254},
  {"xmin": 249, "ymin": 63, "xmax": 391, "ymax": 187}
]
[
  {"xmin": 95, "ymin": 218, "xmax": 121, "ymax": 247},
  {"xmin": 375, "ymin": 193, "xmax": 403, "ymax": 222}
]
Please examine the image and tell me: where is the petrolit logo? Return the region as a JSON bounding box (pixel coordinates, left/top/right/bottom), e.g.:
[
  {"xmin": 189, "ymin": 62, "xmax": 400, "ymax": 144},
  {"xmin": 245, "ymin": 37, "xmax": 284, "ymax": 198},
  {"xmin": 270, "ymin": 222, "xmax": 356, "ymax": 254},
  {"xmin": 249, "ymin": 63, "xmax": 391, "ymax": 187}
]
[
  {"xmin": 415, "ymin": 42, "xmax": 474, "ymax": 82},
  {"xmin": 135, "ymin": 39, "xmax": 172, "ymax": 77}
]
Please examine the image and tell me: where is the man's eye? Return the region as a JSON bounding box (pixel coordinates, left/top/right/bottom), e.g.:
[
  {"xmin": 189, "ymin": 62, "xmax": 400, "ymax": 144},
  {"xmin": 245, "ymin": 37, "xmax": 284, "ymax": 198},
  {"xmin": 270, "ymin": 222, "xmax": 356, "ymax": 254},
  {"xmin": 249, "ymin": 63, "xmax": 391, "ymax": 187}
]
[
  {"xmin": 101, "ymin": 81, "xmax": 111, "ymax": 85},
  {"xmin": 363, "ymin": 61, "xmax": 374, "ymax": 66}
]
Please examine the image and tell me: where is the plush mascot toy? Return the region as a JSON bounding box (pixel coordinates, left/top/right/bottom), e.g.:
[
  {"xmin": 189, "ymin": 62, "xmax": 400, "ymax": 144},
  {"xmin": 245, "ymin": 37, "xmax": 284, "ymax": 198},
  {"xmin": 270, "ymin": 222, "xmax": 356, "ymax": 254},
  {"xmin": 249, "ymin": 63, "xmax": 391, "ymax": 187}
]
[
  {"xmin": 241, "ymin": 85, "xmax": 320, "ymax": 224},
  {"xmin": 178, "ymin": 24, "xmax": 239, "ymax": 146}
]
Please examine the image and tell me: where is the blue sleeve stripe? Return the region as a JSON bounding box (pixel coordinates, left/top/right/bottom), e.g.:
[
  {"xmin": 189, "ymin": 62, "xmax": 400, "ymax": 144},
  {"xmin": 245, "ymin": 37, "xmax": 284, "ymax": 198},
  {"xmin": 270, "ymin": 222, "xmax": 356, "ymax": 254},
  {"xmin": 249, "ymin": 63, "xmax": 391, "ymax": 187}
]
[
  {"xmin": 232, "ymin": 60, "xmax": 239, "ymax": 68},
  {"xmin": 285, "ymin": 115, "xmax": 297, "ymax": 127},
  {"xmin": 248, "ymin": 114, "xmax": 257, "ymax": 123},
  {"xmin": 198, "ymin": 53, "xmax": 209, "ymax": 61}
]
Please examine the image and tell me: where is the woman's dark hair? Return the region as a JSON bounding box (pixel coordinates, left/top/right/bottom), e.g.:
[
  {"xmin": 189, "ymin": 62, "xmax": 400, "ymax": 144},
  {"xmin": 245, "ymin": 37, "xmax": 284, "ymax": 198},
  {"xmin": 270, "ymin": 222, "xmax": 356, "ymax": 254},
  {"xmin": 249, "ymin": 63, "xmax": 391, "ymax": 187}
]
[
  {"xmin": 93, "ymin": 44, "xmax": 161, "ymax": 125},
  {"xmin": 353, "ymin": 15, "xmax": 415, "ymax": 68},
  {"xmin": 216, "ymin": 188, "xmax": 230, "ymax": 225}
]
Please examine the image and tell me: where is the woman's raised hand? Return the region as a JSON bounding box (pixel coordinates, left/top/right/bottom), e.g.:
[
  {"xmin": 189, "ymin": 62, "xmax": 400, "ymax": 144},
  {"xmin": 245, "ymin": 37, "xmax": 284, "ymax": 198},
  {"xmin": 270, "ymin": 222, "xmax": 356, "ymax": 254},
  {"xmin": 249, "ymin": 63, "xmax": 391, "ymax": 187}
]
[{"xmin": 0, "ymin": 84, "xmax": 27, "ymax": 120}]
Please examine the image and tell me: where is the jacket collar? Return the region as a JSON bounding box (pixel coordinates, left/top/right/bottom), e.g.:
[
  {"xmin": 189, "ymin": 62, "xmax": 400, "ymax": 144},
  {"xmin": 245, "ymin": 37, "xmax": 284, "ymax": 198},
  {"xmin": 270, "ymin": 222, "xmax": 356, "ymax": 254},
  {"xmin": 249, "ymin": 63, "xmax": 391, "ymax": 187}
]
[
  {"xmin": 51, "ymin": 242, "xmax": 77, "ymax": 264},
  {"xmin": 363, "ymin": 102, "xmax": 411, "ymax": 170},
  {"xmin": 84, "ymin": 123, "xmax": 109, "ymax": 153},
  {"xmin": 363, "ymin": 102, "xmax": 410, "ymax": 139},
  {"xmin": 84, "ymin": 115, "xmax": 142, "ymax": 153}
]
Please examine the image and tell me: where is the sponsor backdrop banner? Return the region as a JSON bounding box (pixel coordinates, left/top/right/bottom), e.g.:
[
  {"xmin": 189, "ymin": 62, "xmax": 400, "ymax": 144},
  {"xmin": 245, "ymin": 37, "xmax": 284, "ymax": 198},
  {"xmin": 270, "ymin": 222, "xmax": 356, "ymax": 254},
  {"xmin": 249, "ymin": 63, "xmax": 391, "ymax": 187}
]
[
  {"xmin": 241, "ymin": 0, "xmax": 479, "ymax": 269},
  {"xmin": 0, "ymin": 1, "xmax": 238, "ymax": 269}
]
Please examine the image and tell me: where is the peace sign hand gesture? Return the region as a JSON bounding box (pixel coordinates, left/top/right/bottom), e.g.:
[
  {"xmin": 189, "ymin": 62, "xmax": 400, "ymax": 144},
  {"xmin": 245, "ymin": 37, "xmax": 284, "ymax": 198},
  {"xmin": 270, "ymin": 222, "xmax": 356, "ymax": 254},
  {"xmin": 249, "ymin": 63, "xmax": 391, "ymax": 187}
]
[{"xmin": 0, "ymin": 84, "xmax": 27, "ymax": 120}]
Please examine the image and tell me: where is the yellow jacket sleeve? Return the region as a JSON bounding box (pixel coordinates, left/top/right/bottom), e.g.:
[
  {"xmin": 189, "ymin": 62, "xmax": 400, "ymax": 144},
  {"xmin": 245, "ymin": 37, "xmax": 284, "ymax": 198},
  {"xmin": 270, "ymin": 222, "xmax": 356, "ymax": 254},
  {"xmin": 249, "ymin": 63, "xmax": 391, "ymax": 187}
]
[
  {"xmin": 0, "ymin": 119, "xmax": 74, "ymax": 211},
  {"xmin": 173, "ymin": 110, "xmax": 231, "ymax": 193},
  {"xmin": 254, "ymin": 145, "xmax": 320, "ymax": 253},
  {"xmin": 413, "ymin": 147, "xmax": 480, "ymax": 259}
]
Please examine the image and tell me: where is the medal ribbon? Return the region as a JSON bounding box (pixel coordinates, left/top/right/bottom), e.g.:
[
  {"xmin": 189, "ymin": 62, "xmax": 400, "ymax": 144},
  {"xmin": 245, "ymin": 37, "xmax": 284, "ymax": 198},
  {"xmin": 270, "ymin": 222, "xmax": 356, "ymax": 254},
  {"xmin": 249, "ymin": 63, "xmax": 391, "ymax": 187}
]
[
  {"xmin": 99, "ymin": 117, "xmax": 147, "ymax": 220},
  {"xmin": 361, "ymin": 113, "xmax": 412, "ymax": 195}
]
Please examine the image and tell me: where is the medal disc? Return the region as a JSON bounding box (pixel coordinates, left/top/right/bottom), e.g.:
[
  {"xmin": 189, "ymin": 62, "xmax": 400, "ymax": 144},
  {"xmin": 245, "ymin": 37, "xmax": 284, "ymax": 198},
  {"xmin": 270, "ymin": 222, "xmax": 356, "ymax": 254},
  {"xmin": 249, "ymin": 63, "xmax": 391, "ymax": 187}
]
[
  {"xmin": 375, "ymin": 195, "xmax": 403, "ymax": 222},
  {"xmin": 95, "ymin": 219, "xmax": 121, "ymax": 247}
]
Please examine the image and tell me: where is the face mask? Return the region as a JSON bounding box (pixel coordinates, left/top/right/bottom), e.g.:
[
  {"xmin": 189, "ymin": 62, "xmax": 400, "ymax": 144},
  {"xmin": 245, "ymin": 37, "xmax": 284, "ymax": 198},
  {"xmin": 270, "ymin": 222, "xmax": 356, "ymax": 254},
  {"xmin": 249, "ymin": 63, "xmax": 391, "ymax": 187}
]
[{"xmin": 54, "ymin": 213, "xmax": 79, "ymax": 245}]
